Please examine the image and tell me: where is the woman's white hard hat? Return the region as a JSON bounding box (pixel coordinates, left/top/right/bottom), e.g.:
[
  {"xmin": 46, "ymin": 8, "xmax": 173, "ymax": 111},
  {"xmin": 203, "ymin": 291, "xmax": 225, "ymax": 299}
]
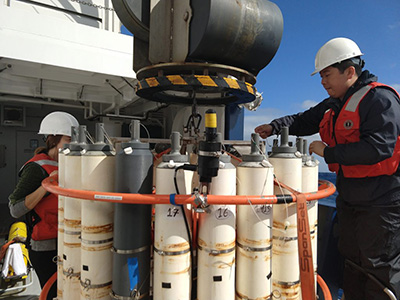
[
  {"xmin": 311, "ymin": 37, "xmax": 364, "ymax": 76},
  {"xmin": 38, "ymin": 111, "xmax": 79, "ymax": 137}
]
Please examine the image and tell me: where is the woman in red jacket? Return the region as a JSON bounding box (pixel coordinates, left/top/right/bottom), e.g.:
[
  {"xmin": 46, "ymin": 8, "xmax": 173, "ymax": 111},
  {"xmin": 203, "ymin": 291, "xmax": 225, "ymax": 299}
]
[{"xmin": 9, "ymin": 111, "xmax": 79, "ymax": 299}]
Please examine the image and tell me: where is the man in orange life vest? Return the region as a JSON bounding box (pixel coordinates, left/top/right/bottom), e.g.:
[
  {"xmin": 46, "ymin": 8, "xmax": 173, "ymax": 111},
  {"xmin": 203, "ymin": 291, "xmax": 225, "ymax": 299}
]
[
  {"xmin": 255, "ymin": 37, "xmax": 400, "ymax": 299},
  {"xmin": 9, "ymin": 111, "xmax": 79, "ymax": 300}
]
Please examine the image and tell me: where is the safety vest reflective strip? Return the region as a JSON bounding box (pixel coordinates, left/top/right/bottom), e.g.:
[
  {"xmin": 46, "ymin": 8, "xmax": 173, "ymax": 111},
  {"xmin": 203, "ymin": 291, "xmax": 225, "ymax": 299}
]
[
  {"xmin": 22, "ymin": 153, "xmax": 58, "ymax": 240},
  {"xmin": 34, "ymin": 159, "xmax": 58, "ymax": 168},
  {"xmin": 319, "ymin": 82, "xmax": 400, "ymax": 178},
  {"xmin": 343, "ymin": 85, "xmax": 373, "ymax": 112}
]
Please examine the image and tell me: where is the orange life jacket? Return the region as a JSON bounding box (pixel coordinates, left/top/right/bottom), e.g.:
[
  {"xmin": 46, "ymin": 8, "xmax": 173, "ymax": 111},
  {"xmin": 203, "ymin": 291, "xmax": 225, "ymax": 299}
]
[
  {"xmin": 319, "ymin": 82, "xmax": 400, "ymax": 178},
  {"xmin": 22, "ymin": 153, "xmax": 58, "ymax": 241}
]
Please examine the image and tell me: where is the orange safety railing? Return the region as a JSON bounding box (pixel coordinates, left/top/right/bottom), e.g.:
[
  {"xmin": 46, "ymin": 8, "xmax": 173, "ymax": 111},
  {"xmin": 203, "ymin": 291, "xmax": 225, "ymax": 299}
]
[
  {"xmin": 42, "ymin": 176, "xmax": 335, "ymax": 206},
  {"xmin": 39, "ymin": 272, "xmax": 57, "ymax": 300},
  {"xmin": 41, "ymin": 175, "xmax": 336, "ymax": 300}
]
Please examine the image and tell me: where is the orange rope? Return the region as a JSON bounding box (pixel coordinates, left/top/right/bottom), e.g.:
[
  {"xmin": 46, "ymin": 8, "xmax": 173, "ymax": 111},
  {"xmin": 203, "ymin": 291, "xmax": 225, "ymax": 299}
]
[
  {"xmin": 222, "ymin": 150, "xmax": 242, "ymax": 162},
  {"xmin": 154, "ymin": 148, "xmax": 171, "ymax": 160}
]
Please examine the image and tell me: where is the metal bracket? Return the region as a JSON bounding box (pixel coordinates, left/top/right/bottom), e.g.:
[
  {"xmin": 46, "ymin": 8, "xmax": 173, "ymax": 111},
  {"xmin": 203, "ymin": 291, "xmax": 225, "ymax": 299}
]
[
  {"xmin": 63, "ymin": 267, "xmax": 80, "ymax": 278},
  {"xmin": 183, "ymin": 92, "xmax": 202, "ymax": 136},
  {"xmin": 130, "ymin": 288, "xmax": 141, "ymax": 300},
  {"xmin": 193, "ymin": 189, "xmax": 210, "ymax": 213}
]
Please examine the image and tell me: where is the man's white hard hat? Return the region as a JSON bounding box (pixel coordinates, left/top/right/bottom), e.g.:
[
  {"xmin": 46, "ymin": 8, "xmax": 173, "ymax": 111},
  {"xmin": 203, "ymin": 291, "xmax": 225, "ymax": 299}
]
[
  {"xmin": 38, "ymin": 111, "xmax": 79, "ymax": 137},
  {"xmin": 311, "ymin": 37, "xmax": 364, "ymax": 76}
]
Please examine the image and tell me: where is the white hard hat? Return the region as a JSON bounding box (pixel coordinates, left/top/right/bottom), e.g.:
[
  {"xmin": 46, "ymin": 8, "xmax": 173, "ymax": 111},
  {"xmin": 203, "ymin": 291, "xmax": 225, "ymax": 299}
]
[
  {"xmin": 311, "ymin": 37, "xmax": 364, "ymax": 76},
  {"xmin": 38, "ymin": 111, "xmax": 79, "ymax": 136}
]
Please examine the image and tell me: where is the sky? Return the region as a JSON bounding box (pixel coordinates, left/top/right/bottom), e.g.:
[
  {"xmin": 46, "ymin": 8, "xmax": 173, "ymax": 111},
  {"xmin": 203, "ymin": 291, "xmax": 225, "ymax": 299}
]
[{"xmin": 243, "ymin": 0, "xmax": 400, "ymax": 171}]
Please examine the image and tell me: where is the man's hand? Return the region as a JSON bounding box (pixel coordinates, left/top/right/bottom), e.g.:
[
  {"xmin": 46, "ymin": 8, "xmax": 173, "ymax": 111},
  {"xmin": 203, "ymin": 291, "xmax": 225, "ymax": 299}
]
[
  {"xmin": 309, "ymin": 141, "xmax": 326, "ymax": 157},
  {"xmin": 254, "ymin": 124, "xmax": 273, "ymax": 139}
]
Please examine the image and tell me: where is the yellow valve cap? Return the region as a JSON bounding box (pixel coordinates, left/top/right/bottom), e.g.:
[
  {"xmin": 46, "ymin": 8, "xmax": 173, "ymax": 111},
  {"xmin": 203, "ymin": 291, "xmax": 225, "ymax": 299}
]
[{"xmin": 205, "ymin": 110, "xmax": 217, "ymax": 128}]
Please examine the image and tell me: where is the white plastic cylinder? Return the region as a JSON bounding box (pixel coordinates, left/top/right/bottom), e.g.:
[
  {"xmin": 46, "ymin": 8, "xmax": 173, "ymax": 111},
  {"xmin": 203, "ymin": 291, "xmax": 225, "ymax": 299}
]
[
  {"xmin": 236, "ymin": 162, "xmax": 274, "ymax": 300},
  {"xmin": 154, "ymin": 163, "xmax": 193, "ymax": 300},
  {"xmin": 63, "ymin": 154, "xmax": 82, "ymax": 300},
  {"xmin": 57, "ymin": 149, "xmax": 65, "ymax": 300},
  {"xmin": 269, "ymin": 156, "xmax": 302, "ymax": 300},
  {"xmin": 302, "ymin": 159, "xmax": 319, "ymax": 291},
  {"xmin": 197, "ymin": 158, "xmax": 236, "ymax": 300},
  {"xmin": 80, "ymin": 152, "xmax": 115, "ymax": 300}
]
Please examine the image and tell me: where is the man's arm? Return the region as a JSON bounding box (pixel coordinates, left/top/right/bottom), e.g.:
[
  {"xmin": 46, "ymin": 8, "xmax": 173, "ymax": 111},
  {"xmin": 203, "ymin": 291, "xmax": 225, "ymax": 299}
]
[
  {"xmin": 9, "ymin": 163, "xmax": 47, "ymax": 218},
  {"xmin": 255, "ymin": 98, "xmax": 331, "ymax": 138}
]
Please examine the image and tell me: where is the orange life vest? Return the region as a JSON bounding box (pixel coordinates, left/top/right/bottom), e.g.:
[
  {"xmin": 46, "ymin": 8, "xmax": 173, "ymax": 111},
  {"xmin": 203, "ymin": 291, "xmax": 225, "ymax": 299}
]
[
  {"xmin": 319, "ymin": 82, "xmax": 400, "ymax": 178},
  {"xmin": 22, "ymin": 153, "xmax": 58, "ymax": 241}
]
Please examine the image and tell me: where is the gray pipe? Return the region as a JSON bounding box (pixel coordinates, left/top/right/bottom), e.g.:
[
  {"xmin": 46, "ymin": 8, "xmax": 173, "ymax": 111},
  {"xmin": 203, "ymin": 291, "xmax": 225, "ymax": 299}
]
[
  {"xmin": 112, "ymin": 122, "xmax": 153, "ymax": 300},
  {"xmin": 296, "ymin": 137, "xmax": 304, "ymax": 154},
  {"xmin": 251, "ymin": 133, "xmax": 260, "ymax": 155},
  {"xmin": 280, "ymin": 127, "xmax": 289, "ymax": 147},
  {"xmin": 270, "ymin": 127, "xmax": 297, "ymax": 157},
  {"xmin": 71, "ymin": 126, "xmax": 79, "ymax": 144},
  {"xmin": 79, "ymin": 125, "xmax": 87, "ymax": 144},
  {"xmin": 95, "ymin": 123, "xmax": 105, "ymax": 144},
  {"xmin": 131, "ymin": 120, "xmax": 141, "ymax": 141},
  {"xmin": 303, "ymin": 140, "xmax": 308, "ymax": 156},
  {"xmin": 170, "ymin": 131, "xmax": 181, "ymax": 155}
]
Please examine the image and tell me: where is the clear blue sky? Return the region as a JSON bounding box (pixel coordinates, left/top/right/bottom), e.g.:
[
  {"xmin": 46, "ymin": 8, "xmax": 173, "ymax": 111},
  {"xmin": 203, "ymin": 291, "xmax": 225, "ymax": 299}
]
[{"xmin": 243, "ymin": 0, "xmax": 400, "ymax": 170}]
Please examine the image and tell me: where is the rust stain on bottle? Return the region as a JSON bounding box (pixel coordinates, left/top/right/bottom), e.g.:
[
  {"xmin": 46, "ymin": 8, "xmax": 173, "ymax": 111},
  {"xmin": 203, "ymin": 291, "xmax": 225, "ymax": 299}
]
[
  {"xmin": 236, "ymin": 290, "xmax": 271, "ymax": 300},
  {"xmin": 160, "ymin": 265, "xmax": 190, "ymax": 275},
  {"xmin": 271, "ymin": 282, "xmax": 300, "ymax": 300},
  {"xmin": 64, "ymin": 218, "xmax": 81, "ymax": 229},
  {"xmin": 155, "ymin": 241, "xmax": 189, "ymax": 253},
  {"xmin": 81, "ymin": 242, "xmax": 112, "ymax": 252},
  {"xmin": 198, "ymin": 238, "xmax": 207, "ymax": 248},
  {"xmin": 81, "ymin": 284, "xmax": 111, "ymax": 299},
  {"xmin": 165, "ymin": 242, "xmax": 190, "ymax": 252},
  {"xmin": 238, "ymin": 248, "xmax": 271, "ymax": 262},
  {"xmin": 273, "ymin": 220, "xmax": 297, "ymax": 230},
  {"xmin": 215, "ymin": 240, "xmax": 235, "ymax": 250},
  {"xmin": 82, "ymin": 223, "xmax": 113, "ymax": 234},
  {"xmin": 272, "ymin": 246, "xmax": 297, "ymax": 256},
  {"xmin": 237, "ymin": 237, "xmax": 272, "ymax": 247},
  {"xmin": 63, "ymin": 242, "xmax": 81, "ymax": 248}
]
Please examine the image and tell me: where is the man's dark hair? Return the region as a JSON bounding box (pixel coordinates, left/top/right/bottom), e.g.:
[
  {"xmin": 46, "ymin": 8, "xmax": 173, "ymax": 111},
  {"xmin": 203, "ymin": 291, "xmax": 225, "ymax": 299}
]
[{"xmin": 331, "ymin": 56, "xmax": 365, "ymax": 77}]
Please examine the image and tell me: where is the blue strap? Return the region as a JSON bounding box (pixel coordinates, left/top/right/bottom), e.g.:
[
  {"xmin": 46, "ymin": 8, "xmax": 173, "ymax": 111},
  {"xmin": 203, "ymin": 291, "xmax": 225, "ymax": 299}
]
[
  {"xmin": 127, "ymin": 257, "xmax": 139, "ymax": 291},
  {"xmin": 169, "ymin": 194, "xmax": 177, "ymax": 206}
]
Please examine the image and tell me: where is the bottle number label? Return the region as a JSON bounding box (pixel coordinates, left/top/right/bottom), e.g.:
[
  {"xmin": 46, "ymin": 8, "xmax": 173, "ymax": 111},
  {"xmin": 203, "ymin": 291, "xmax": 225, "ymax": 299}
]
[
  {"xmin": 255, "ymin": 205, "xmax": 272, "ymax": 215},
  {"xmin": 215, "ymin": 207, "xmax": 231, "ymax": 220},
  {"xmin": 167, "ymin": 207, "xmax": 180, "ymax": 217}
]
